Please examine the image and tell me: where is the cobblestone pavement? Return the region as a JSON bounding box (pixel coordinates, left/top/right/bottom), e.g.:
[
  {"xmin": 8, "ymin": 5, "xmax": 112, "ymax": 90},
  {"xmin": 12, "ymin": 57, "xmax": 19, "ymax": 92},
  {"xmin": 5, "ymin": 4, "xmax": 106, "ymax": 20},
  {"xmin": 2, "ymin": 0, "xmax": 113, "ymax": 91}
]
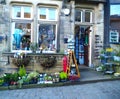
[{"xmin": 0, "ymin": 80, "xmax": 120, "ymax": 99}]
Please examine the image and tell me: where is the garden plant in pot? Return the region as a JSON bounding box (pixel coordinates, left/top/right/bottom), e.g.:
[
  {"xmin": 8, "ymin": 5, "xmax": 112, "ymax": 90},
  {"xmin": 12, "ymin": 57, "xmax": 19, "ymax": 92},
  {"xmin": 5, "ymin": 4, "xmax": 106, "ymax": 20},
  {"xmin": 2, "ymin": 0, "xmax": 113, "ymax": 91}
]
[
  {"xmin": 30, "ymin": 42, "xmax": 39, "ymax": 53},
  {"xmin": 27, "ymin": 71, "xmax": 39, "ymax": 84},
  {"xmin": 59, "ymin": 71, "xmax": 68, "ymax": 82},
  {"xmin": 113, "ymin": 49, "xmax": 120, "ymax": 62}
]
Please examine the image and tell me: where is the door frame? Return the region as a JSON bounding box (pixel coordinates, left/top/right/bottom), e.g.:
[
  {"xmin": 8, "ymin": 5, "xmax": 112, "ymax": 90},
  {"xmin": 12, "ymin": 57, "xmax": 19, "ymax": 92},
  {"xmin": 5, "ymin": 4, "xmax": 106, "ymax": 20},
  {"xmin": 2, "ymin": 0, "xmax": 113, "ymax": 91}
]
[{"xmin": 74, "ymin": 25, "xmax": 92, "ymax": 66}]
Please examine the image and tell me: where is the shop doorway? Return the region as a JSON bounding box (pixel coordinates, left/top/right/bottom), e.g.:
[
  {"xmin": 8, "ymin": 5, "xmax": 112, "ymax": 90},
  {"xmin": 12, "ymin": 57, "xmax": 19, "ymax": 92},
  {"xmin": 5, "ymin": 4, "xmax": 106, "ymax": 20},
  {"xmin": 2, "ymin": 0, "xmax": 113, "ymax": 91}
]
[{"xmin": 75, "ymin": 25, "xmax": 91, "ymax": 66}]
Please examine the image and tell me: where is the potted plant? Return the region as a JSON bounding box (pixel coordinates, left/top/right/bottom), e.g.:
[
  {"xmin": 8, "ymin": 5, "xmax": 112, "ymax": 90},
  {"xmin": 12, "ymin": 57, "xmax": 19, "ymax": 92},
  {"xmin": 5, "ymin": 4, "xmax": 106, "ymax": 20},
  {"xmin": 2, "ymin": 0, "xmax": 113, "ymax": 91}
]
[
  {"xmin": 30, "ymin": 42, "xmax": 39, "ymax": 53},
  {"xmin": 10, "ymin": 72, "xmax": 19, "ymax": 85},
  {"xmin": 113, "ymin": 49, "xmax": 120, "ymax": 62},
  {"xmin": 27, "ymin": 71, "xmax": 39, "ymax": 84},
  {"xmin": 52, "ymin": 72, "xmax": 60, "ymax": 83},
  {"xmin": 3, "ymin": 73, "xmax": 11, "ymax": 86},
  {"xmin": 43, "ymin": 74, "xmax": 53, "ymax": 84},
  {"xmin": 18, "ymin": 65, "xmax": 26, "ymax": 77},
  {"xmin": 0, "ymin": 77, "xmax": 4, "ymax": 86},
  {"xmin": 59, "ymin": 71, "xmax": 68, "ymax": 82}
]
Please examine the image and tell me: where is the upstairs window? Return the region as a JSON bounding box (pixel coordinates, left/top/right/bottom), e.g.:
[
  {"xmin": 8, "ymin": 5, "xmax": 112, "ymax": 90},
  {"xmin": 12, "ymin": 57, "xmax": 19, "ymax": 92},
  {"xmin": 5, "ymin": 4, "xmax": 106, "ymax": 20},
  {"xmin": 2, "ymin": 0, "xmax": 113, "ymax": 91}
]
[
  {"xmin": 85, "ymin": 10, "xmax": 91, "ymax": 22},
  {"xmin": 12, "ymin": 6, "xmax": 32, "ymax": 19},
  {"xmin": 75, "ymin": 10, "xmax": 82, "ymax": 22},
  {"xmin": 38, "ymin": 7, "xmax": 57, "ymax": 20},
  {"xmin": 75, "ymin": 9, "xmax": 92, "ymax": 23}
]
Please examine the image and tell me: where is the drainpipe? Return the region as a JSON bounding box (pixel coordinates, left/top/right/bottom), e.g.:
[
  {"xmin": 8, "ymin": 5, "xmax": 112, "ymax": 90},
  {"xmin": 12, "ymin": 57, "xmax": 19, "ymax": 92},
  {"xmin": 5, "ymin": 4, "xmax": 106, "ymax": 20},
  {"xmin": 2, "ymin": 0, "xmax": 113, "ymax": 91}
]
[{"xmin": 104, "ymin": 0, "xmax": 110, "ymax": 48}]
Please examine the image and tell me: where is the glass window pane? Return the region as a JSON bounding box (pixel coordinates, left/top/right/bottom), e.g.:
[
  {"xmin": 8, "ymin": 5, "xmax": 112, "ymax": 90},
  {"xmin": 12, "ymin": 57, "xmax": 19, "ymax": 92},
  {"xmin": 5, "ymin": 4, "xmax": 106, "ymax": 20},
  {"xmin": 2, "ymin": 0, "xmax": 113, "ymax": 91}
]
[
  {"xmin": 24, "ymin": 7, "xmax": 31, "ymax": 18},
  {"xmin": 12, "ymin": 23, "xmax": 31, "ymax": 50},
  {"xmin": 13, "ymin": 6, "xmax": 21, "ymax": 18},
  {"xmin": 39, "ymin": 8, "xmax": 46, "ymax": 19},
  {"xmin": 85, "ymin": 11, "xmax": 91, "ymax": 22},
  {"xmin": 75, "ymin": 10, "xmax": 82, "ymax": 22},
  {"xmin": 48, "ymin": 8, "xmax": 56, "ymax": 20},
  {"xmin": 38, "ymin": 24, "xmax": 56, "ymax": 51}
]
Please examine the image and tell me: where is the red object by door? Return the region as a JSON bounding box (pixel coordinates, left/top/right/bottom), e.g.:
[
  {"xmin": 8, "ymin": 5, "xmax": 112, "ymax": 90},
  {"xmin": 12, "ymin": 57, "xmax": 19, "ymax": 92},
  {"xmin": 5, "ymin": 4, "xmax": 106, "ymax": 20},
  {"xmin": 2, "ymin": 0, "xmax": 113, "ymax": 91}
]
[{"xmin": 62, "ymin": 56, "xmax": 68, "ymax": 72}]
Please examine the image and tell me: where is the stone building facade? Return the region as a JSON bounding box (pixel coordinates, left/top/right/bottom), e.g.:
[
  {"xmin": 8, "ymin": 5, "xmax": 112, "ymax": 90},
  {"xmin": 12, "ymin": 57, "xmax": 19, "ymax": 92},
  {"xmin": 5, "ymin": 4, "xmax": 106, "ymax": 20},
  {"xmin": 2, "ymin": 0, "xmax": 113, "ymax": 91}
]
[{"xmin": 0, "ymin": 0, "xmax": 109, "ymax": 70}]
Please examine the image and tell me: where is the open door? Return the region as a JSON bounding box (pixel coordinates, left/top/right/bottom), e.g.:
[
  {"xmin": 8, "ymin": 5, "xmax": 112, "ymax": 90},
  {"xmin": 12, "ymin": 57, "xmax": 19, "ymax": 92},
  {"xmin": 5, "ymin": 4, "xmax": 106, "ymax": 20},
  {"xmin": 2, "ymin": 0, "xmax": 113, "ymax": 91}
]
[{"xmin": 75, "ymin": 25, "xmax": 90, "ymax": 66}]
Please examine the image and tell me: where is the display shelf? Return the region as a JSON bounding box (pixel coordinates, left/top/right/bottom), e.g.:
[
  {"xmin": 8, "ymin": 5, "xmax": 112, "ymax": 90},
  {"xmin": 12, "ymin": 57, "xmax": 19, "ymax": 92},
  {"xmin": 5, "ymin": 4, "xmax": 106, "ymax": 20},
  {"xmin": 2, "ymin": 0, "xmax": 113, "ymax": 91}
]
[{"xmin": 100, "ymin": 53, "xmax": 115, "ymax": 74}]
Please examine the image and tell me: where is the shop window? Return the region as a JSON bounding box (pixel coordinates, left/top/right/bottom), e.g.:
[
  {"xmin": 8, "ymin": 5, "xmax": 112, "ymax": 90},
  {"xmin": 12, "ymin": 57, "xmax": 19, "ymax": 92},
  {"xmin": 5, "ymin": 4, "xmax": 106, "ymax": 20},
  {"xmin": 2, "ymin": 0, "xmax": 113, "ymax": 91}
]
[
  {"xmin": 38, "ymin": 7, "xmax": 57, "ymax": 20},
  {"xmin": 75, "ymin": 9, "xmax": 92, "ymax": 23},
  {"xmin": 11, "ymin": 5, "xmax": 33, "ymax": 52},
  {"xmin": 12, "ymin": 23, "xmax": 31, "ymax": 51},
  {"xmin": 12, "ymin": 6, "xmax": 32, "ymax": 19},
  {"xmin": 38, "ymin": 24, "xmax": 56, "ymax": 52},
  {"xmin": 38, "ymin": 6, "xmax": 57, "ymax": 52}
]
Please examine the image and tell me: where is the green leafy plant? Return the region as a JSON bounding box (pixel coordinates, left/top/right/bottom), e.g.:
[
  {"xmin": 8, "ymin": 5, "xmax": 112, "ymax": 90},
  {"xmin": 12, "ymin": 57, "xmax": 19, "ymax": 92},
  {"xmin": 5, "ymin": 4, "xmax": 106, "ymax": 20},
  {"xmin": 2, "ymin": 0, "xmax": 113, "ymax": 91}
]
[
  {"xmin": 3, "ymin": 73, "xmax": 11, "ymax": 84},
  {"xmin": 59, "ymin": 72, "xmax": 68, "ymax": 80},
  {"xmin": 27, "ymin": 71, "xmax": 39, "ymax": 80},
  {"xmin": 18, "ymin": 65, "xmax": 26, "ymax": 77},
  {"xmin": 30, "ymin": 42, "xmax": 39, "ymax": 52},
  {"xmin": 10, "ymin": 72, "xmax": 19, "ymax": 82},
  {"xmin": 27, "ymin": 71, "xmax": 39, "ymax": 84},
  {"xmin": 44, "ymin": 75, "xmax": 53, "ymax": 81},
  {"xmin": 113, "ymin": 49, "xmax": 120, "ymax": 56},
  {"xmin": 0, "ymin": 77, "xmax": 4, "ymax": 85}
]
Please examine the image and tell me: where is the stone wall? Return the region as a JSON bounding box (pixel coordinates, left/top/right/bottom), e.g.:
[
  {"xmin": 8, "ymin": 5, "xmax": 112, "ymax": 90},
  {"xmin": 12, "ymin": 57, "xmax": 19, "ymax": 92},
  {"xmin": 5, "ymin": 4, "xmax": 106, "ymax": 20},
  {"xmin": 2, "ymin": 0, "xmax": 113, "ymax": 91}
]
[
  {"xmin": 0, "ymin": 4, "xmax": 10, "ymax": 69},
  {"xmin": 5, "ymin": 55, "xmax": 64, "ymax": 73}
]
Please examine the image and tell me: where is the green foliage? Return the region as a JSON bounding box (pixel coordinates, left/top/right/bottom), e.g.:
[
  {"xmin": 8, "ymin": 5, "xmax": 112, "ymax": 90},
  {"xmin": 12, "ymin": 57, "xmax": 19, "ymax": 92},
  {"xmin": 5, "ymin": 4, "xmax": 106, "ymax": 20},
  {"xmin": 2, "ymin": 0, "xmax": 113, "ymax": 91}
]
[
  {"xmin": 100, "ymin": 49, "xmax": 105, "ymax": 54},
  {"xmin": 30, "ymin": 42, "xmax": 39, "ymax": 52},
  {"xmin": 0, "ymin": 77, "xmax": 4, "ymax": 85},
  {"xmin": 59, "ymin": 72, "xmax": 68, "ymax": 80},
  {"xmin": 3, "ymin": 73, "xmax": 11, "ymax": 83},
  {"xmin": 18, "ymin": 65, "xmax": 26, "ymax": 77},
  {"xmin": 113, "ymin": 49, "xmax": 120, "ymax": 56},
  {"xmin": 10, "ymin": 72, "xmax": 19, "ymax": 82},
  {"xmin": 27, "ymin": 71, "xmax": 39, "ymax": 80},
  {"xmin": 44, "ymin": 75, "xmax": 53, "ymax": 81}
]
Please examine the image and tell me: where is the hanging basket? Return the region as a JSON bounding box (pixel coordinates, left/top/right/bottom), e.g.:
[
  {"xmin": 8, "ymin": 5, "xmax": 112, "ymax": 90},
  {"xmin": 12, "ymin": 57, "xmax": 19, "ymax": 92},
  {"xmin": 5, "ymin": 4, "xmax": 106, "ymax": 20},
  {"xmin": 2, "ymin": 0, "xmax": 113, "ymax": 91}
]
[
  {"xmin": 12, "ymin": 57, "xmax": 30, "ymax": 67},
  {"xmin": 39, "ymin": 56, "xmax": 57, "ymax": 69}
]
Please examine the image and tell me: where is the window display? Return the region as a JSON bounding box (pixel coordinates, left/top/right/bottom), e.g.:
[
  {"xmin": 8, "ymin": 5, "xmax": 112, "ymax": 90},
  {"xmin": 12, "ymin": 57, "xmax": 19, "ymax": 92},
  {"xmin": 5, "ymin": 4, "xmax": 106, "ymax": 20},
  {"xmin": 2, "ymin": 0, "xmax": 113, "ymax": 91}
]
[
  {"xmin": 38, "ymin": 24, "xmax": 56, "ymax": 51},
  {"xmin": 12, "ymin": 23, "xmax": 31, "ymax": 50}
]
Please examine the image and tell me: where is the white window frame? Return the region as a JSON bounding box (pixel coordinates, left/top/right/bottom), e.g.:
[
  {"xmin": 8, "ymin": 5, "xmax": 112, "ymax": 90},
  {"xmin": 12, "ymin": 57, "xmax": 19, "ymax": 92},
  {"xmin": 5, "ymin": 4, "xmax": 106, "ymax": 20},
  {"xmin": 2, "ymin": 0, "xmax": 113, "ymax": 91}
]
[
  {"xmin": 38, "ymin": 7, "xmax": 57, "ymax": 21},
  {"xmin": 37, "ymin": 6, "xmax": 58, "ymax": 53},
  {"xmin": 84, "ymin": 10, "xmax": 93, "ymax": 23},
  {"xmin": 12, "ymin": 5, "xmax": 33, "ymax": 19},
  {"xmin": 11, "ymin": 22, "xmax": 33, "ymax": 53},
  {"xmin": 75, "ymin": 9, "xmax": 83, "ymax": 22},
  {"xmin": 11, "ymin": 5, "xmax": 33, "ymax": 52},
  {"xmin": 75, "ymin": 9, "xmax": 93, "ymax": 23}
]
